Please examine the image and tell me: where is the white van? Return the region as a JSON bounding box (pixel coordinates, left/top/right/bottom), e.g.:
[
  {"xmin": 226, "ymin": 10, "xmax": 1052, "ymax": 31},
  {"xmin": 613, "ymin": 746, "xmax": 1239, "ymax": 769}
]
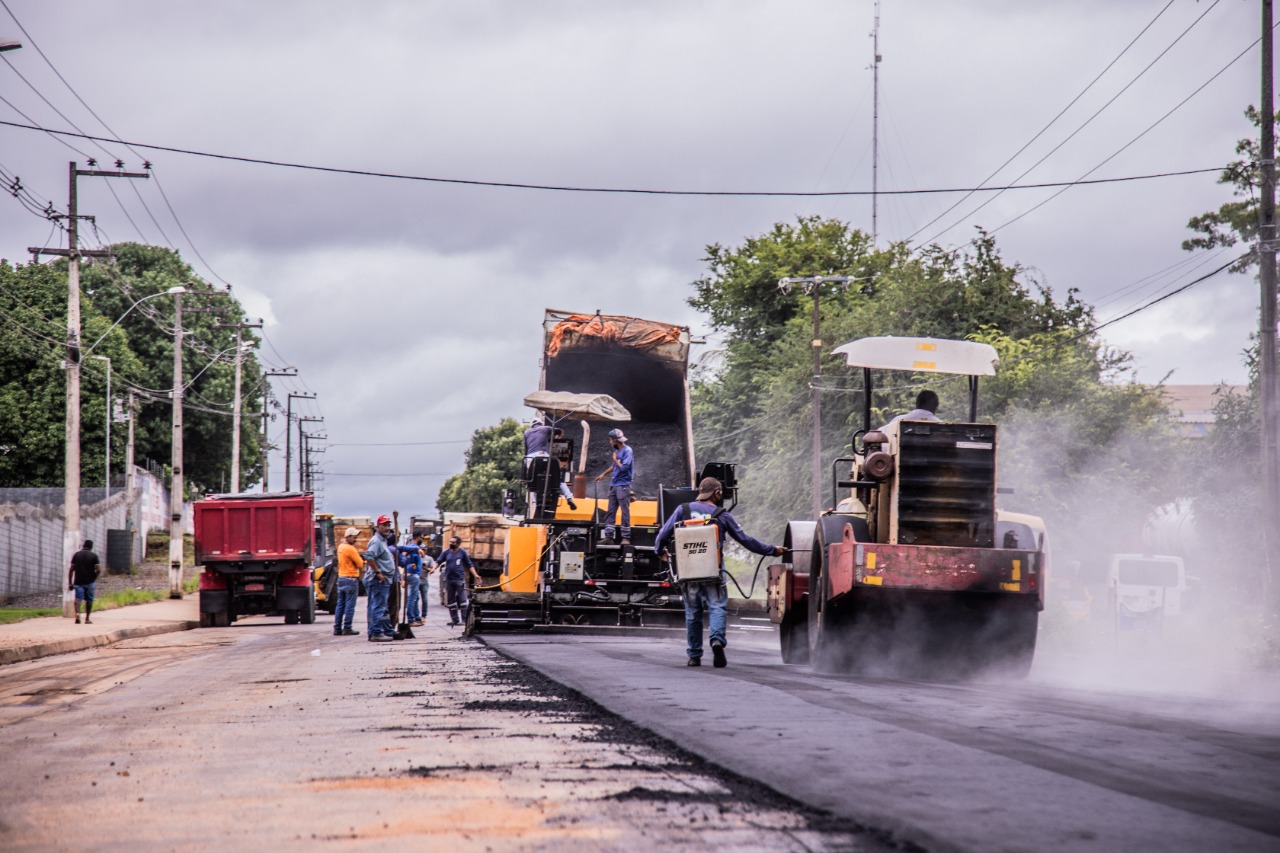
[{"xmin": 1108, "ymin": 553, "xmax": 1187, "ymax": 619}]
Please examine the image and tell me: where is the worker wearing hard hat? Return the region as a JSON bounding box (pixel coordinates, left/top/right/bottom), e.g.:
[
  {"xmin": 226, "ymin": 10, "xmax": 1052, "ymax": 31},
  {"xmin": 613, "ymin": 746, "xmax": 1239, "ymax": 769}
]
[
  {"xmin": 362, "ymin": 515, "xmax": 397, "ymax": 642},
  {"xmin": 596, "ymin": 428, "xmax": 634, "ymax": 545}
]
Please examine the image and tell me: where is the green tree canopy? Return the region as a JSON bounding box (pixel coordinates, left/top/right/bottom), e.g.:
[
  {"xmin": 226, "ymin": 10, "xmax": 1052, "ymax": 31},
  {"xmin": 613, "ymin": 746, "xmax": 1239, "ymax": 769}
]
[
  {"xmin": 436, "ymin": 418, "xmax": 525, "ymax": 514},
  {"xmin": 0, "ymin": 243, "xmax": 264, "ymax": 495},
  {"xmin": 689, "ymin": 217, "xmax": 1178, "ymax": 558}
]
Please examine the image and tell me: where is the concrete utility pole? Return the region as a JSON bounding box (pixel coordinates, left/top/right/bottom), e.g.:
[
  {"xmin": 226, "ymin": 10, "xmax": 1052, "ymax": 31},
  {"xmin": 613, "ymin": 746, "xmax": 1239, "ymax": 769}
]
[
  {"xmin": 779, "ymin": 275, "xmax": 853, "ymax": 519},
  {"xmin": 169, "ymin": 290, "xmax": 184, "ymax": 598},
  {"xmin": 870, "ymin": 0, "xmax": 882, "ymax": 244},
  {"xmin": 124, "ymin": 388, "xmax": 137, "ymax": 540},
  {"xmin": 298, "ymin": 418, "xmax": 323, "ymax": 491},
  {"xmin": 35, "ymin": 161, "xmax": 147, "ymax": 617},
  {"xmin": 261, "ymin": 369, "xmax": 296, "ymax": 493},
  {"xmin": 1261, "ymin": 0, "xmax": 1280, "ymax": 607},
  {"xmin": 90, "ymin": 355, "xmax": 111, "ymax": 501},
  {"xmin": 215, "ymin": 318, "xmax": 263, "ymax": 493},
  {"xmin": 285, "ymin": 392, "xmax": 316, "ymax": 491}
]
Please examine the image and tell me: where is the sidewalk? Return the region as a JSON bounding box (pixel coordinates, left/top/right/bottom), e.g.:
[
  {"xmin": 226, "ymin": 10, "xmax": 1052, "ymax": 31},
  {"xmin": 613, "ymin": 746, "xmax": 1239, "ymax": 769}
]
[{"xmin": 0, "ymin": 596, "xmax": 200, "ymax": 666}]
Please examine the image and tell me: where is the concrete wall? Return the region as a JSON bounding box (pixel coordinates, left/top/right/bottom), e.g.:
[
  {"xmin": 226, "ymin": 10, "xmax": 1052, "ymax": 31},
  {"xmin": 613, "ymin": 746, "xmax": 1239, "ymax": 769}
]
[{"xmin": 0, "ymin": 467, "xmax": 192, "ymax": 600}]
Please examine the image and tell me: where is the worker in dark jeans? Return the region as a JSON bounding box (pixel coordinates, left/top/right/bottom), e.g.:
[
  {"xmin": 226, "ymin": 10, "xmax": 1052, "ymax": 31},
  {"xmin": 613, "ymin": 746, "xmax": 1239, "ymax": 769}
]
[
  {"xmin": 655, "ymin": 477, "xmax": 783, "ymax": 668},
  {"xmin": 438, "ymin": 535, "xmax": 480, "ymax": 627},
  {"xmin": 67, "ymin": 539, "xmax": 100, "ymax": 624},
  {"xmin": 596, "ymin": 428, "xmax": 633, "ymax": 544},
  {"xmin": 333, "ymin": 527, "xmax": 362, "ymax": 636},
  {"xmin": 362, "ymin": 515, "xmax": 397, "ymax": 641}
]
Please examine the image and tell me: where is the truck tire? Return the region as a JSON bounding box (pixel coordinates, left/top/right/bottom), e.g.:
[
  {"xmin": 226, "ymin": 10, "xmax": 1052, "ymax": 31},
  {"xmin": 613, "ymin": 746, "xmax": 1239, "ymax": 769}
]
[
  {"xmin": 214, "ymin": 611, "xmax": 230, "ymax": 628},
  {"xmin": 301, "ymin": 589, "xmax": 316, "ymax": 625},
  {"xmin": 285, "ymin": 609, "xmax": 300, "ymax": 625},
  {"xmin": 199, "ymin": 611, "xmax": 214, "ymax": 628}
]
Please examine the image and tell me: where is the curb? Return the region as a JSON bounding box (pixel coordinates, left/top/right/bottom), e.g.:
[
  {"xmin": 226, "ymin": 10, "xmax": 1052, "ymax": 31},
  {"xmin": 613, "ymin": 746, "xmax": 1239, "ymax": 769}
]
[{"xmin": 0, "ymin": 620, "xmax": 200, "ymax": 666}]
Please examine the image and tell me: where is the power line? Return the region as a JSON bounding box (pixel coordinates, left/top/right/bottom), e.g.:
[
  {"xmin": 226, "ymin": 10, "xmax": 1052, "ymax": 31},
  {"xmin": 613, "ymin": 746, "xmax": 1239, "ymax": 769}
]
[
  {"xmin": 0, "ymin": 117, "xmax": 1226, "ymax": 199},
  {"xmin": 908, "ymin": 0, "xmax": 1179, "ymax": 243}
]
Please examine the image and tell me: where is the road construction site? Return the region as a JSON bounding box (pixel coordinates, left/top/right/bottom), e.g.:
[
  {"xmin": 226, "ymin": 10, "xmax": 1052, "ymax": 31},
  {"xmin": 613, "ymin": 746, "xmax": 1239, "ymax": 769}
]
[{"xmin": 1, "ymin": 603, "xmax": 1277, "ymax": 852}]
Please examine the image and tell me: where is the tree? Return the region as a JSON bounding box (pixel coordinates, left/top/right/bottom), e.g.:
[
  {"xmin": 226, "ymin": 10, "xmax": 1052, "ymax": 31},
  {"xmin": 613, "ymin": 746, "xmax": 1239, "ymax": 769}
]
[
  {"xmin": 689, "ymin": 217, "xmax": 1177, "ymax": 558},
  {"xmin": 436, "ymin": 418, "xmax": 525, "ymax": 514},
  {"xmin": 0, "ymin": 244, "xmax": 264, "ymax": 495}
]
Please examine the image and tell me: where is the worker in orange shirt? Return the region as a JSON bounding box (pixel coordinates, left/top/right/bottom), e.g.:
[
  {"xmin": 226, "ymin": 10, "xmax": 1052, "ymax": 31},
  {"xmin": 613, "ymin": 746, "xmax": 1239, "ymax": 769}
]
[{"xmin": 333, "ymin": 527, "xmax": 363, "ymax": 636}]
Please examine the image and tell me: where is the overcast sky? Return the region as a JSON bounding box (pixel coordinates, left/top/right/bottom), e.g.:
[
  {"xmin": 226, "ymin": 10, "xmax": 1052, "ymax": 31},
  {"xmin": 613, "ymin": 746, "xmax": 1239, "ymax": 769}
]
[{"xmin": 0, "ymin": 1, "xmax": 1266, "ymax": 517}]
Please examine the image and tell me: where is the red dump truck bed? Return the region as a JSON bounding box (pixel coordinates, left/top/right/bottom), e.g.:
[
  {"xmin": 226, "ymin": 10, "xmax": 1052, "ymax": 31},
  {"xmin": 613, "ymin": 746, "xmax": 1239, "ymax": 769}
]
[
  {"xmin": 194, "ymin": 492, "xmax": 316, "ymax": 627},
  {"xmin": 194, "ymin": 493, "xmax": 314, "ymax": 565}
]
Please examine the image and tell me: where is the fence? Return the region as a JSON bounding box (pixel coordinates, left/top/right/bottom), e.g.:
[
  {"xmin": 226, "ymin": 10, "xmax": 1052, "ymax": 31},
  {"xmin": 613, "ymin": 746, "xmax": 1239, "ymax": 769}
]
[{"xmin": 0, "ymin": 467, "xmax": 191, "ymax": 601}]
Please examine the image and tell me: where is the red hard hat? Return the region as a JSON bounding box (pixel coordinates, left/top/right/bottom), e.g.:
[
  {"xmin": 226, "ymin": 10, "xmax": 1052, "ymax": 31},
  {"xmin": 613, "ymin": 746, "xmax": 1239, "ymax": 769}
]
[{"xmin": 376, "ymin": 514, "xmax": 392, "ymax": 525}]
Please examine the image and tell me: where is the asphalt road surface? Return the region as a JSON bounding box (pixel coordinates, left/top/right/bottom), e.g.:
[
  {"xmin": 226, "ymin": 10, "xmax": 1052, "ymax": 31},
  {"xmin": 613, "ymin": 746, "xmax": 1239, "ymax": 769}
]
[
  {"xmin": 486, "ymin": 627, "xmax": 1280, "ymax": 853},
  {"xmin": 0, "ymin": 616, "xmax": 890, "ymax": 852}
]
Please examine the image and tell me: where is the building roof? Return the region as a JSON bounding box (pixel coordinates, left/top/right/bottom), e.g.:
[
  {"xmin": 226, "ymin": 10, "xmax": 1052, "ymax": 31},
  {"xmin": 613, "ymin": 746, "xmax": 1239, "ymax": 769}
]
[{"xmin": 1159, "ymin": 384, "xmax": 1247, "ymax": 424}]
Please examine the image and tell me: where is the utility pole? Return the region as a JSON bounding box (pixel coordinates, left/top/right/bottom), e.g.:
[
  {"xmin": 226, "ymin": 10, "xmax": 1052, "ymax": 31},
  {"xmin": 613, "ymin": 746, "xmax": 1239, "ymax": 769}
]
[
  {"xmin": 90, "ymin": 355, "xmax": 111, "ymax": 502},
  {"xmin": 1261, "ymin": 0, "xmax": 1280, "ymax": 609},
  {"xmin": 779, "ymin": 276, "xmax": 852, "ymax": 518},
  {"xmin": 298, "ymin": 417, "xmax": 323, "ymax": 491},
  {"xmin": 261, "ymin": 369, "xmax": 297, "ymax": 492},
  {"xmin": 35, "ymin": 161, "xmax": 147, "ymax": 617},
  {"xmin": 124, "ymin": 388, "xmax": 137, "ymax": 549},
  {"xmin": 216, "ymin": 317, "xmax": 263, "ymax": 493},
  {"xmin": 870, "ymin": 0, "xmax": 882, "ymax": 244},
  {"xmin": 285, "ymin": 392, "xmax": 316, "ymax": 490},
  {"xmin": 169, "ymin": 290, "xmax": 184, "ymax": 598}
]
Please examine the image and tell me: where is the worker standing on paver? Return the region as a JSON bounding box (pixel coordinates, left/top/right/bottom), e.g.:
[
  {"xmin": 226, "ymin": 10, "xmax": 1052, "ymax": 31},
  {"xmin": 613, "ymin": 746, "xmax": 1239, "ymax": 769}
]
[
  {"xmin": 362, "ymin": 515, "xmax": 397, "ymax": 642},
  {"xmin": 439, "ymin": 535, "xmax": 481, "ymax": 627},
  {"xmin": 333, "ymin": 527, "xmax": 362, "ymax": 636},
  {"xmin": 524, "ymin": 418, "xmax": 578, "ymax": 513},
  {"xmin": 655, "ymin": 477, "xmax": 784, "ymax": 668},
  {"xmin": 66, "ymin": 539, "xmax": 100, "ymax": 625},
  {"xmin": 595, "ymin": 428, "xmax": 633, "ymax": 544}
]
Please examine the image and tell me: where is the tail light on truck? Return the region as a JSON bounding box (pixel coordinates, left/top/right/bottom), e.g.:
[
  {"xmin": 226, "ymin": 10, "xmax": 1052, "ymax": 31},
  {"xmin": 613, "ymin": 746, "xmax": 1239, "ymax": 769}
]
[
  {"xmin": 281, "ymin": 567, "xmax": 312, "ymax": 588},
  {"xmin": 199, "ymin": 570, "xmax": 227, "ymax": 591}
]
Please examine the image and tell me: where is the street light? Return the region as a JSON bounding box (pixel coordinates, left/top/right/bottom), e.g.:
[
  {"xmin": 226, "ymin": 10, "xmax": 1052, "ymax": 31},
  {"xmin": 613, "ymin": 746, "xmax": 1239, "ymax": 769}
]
[
  {"xmin": 90, "ymin": 355, "xmax": 111, "ymax": 502},
  {"xmin": 85, "ymin": 285, "xmax": 186, "ymax": 355}
]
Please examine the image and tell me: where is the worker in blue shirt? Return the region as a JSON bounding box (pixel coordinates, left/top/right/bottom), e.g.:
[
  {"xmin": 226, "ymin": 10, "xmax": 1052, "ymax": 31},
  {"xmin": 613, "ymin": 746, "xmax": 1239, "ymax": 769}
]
[
  {"xmin": 655, "ymin": 477, "xmax": 783, "ymax": 669},
  {"xmin": 400, "ymin": 533, "xmax": 427, "ymax": 626},
  {"xmin": 595, "ymin": 428, "xmax": 633, "ymax": 544},
  {"xmin": 361, "ymin": 515, "xmax": 397, "ymax": 642},
  {"xmin": 438, "ymin": 535, "xmax": 481, "ymax": 627}
]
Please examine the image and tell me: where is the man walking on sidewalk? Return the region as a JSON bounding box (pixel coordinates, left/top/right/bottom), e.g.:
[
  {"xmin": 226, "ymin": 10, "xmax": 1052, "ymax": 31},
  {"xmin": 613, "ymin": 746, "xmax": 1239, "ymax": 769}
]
[
  {"xmin": 333, "ymin": 527, "xmax": 362, "ymax": 636},
  {"xmin": 67, "ymin": 540, "xmax": 100, "ymax": 625}
]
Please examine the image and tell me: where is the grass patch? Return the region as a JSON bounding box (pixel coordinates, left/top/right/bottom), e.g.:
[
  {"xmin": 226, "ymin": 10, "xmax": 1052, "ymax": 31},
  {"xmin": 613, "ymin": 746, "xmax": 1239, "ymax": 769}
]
[
  {"xmin": 97, "ymin": 589, "xmax": 166, "ymax": 609},
  {"xmin": 0, "ymin": 607, "xmax": 60, "ymax": 625}
]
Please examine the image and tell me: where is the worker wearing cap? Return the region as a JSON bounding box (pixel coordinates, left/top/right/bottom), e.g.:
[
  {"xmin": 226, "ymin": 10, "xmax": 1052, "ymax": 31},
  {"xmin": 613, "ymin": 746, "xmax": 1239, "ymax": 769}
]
[
  {"xmin": 524, "ymin": 418, "xmax": 578, "ymax": 513},
  {"xmin": 333, "ymin": 527, "xmax": 363, "ymax": 636},
  {"xmin": 596, "ymin": 428, "xmax": 634, "ymax": 544},
  {"xmin": 439, "ymin": 535, "xmax": 480, "ymax": 627},
  {"xmin": 655, "ymin": 477, "xmax": 784, "ymax": 668},
  {"xmin": 362, "ymin": 515, "xmax": 397, "ymax": 641}
]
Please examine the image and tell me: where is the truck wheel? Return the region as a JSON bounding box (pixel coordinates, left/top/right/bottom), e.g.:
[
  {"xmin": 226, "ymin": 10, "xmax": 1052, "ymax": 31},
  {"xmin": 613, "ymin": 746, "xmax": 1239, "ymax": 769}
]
[
  {"xmin": 301, "ymin": 590, "xmax": 316, "ymax": 625},
  {"xmin": 285, "ymin": 610, "xmax": 300, "ymax": 625},
  {"xmin": 199, "ymin": 611, "xmax": 214, "ymax": 628},
  {"xmin": 213, "ymin": 611, "xmax": 230, "ymax": 628},
  {"xmin": 779, "ymin": 609, "xmax": 809, "ymax": 664}
]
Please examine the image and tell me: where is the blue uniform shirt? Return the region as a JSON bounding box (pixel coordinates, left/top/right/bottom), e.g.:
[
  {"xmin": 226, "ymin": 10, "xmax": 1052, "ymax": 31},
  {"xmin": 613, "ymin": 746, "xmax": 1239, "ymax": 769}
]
[
  {"xmin": 610, "ymin": 444, "xmax": 634, "ymax": 487},
  {"xmin": 438, "ymin": 546, "xmax": 474, "ymax": 582},
  {"xmin": 524, "ymin": 425, "xmax": 553, "ymax": 456},
  {"xmin": 654, "ymin": 500, "xmax": 776, "ymax": 568},
  {"xmin": 361, "ymin": 534, "xmax": 396, "ymax": 585}
]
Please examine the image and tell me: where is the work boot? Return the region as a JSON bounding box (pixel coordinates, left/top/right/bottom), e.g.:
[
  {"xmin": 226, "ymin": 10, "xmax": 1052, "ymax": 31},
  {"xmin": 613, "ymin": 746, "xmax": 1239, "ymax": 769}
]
[
  {"xmin": 686, "ymin": 657, "xmax": 701, "ymax": 667},
  {"xmin": 341, "ymin": 629, "xmax": 358, "ymax": 636},
  {"xmin": 711, "ymin": 640, "xmax": 727, "ymax": 668}
]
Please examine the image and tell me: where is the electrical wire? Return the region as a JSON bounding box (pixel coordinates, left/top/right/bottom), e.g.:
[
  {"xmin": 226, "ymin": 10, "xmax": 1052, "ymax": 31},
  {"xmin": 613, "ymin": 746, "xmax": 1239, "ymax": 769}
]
[
  {"xmin": 0, "ymin": 117, "xmax": 1226, "ymax": 199},
  {"xmin": 908, "ymin": 0, "xmax": 1181, "ymax": 244}
]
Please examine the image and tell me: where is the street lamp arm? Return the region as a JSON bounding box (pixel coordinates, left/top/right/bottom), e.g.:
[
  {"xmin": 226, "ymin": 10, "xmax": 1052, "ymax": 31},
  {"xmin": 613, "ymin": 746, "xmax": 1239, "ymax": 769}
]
[{"xmin": 84, "ymin": 285, "xmax": 186, "ymax": 356}]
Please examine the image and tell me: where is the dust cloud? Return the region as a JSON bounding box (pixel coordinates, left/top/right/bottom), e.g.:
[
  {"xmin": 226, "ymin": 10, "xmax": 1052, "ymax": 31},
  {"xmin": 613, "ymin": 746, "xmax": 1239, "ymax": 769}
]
[{"xmin": 996, "ymin": 406, "xmax": 1280, "ymax": 707}]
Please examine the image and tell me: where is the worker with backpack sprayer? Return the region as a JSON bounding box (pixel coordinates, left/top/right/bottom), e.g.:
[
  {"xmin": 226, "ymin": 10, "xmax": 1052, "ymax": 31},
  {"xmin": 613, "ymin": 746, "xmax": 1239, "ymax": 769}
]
[{"xmin": 655, "ymin": 477, "xmax": 784, "ymax": 668}]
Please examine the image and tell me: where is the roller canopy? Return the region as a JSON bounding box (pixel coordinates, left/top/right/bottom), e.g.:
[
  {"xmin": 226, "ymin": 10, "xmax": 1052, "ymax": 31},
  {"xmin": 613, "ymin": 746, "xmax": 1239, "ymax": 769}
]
[
  {"xmin": 832, "ymin": 337, "xmax": 999, "ymax": 376},
  {"xmin": 522, "ymin": 390, "xmax": 631, "ymax": 422}
]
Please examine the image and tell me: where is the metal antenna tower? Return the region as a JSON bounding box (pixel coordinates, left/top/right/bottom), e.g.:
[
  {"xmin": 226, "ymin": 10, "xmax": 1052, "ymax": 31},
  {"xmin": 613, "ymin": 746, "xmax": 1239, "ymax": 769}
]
[{"xmin": 871, "ymin": 0, "xmax": 882, "ymax": 243}]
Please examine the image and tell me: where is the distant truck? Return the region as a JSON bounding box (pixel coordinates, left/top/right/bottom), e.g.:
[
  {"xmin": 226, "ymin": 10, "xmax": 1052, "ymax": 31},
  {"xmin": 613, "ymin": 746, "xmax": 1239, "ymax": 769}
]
[
  {"xmin": 195, "ymin": 492, "xmax": 317, "ymax": 627},
  {"xmin": 1109, "ymin": 553, "xmax": 1188, "ymax": 632},
  {"xmin": 444, "ymin": 512, "xmax": 520, "ymax": 580}
]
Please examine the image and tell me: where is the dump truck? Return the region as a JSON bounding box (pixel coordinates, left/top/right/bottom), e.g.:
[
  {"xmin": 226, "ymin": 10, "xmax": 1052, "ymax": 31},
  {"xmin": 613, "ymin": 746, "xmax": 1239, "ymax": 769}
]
[
  {"xmin": 444, "ymin": 512, "xmax": 519, "ymax": 579},
  {"xmin": 195, "ymin": 492, "xmax": 317, "ymax": 627},
  {"xmin": 768, "ymin": 337, "xmax": 1047, "ymax": 677},
  {"xmin": 469, "ymin": 309, "xmax": 708, "ymax": 632}
]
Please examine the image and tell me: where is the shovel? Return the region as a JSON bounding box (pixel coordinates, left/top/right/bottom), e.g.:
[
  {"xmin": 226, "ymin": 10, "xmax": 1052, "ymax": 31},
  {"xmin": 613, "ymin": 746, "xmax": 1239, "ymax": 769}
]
[{"xmin": 394, "ymin": 570, "xmax": 415, "ymax": 640}]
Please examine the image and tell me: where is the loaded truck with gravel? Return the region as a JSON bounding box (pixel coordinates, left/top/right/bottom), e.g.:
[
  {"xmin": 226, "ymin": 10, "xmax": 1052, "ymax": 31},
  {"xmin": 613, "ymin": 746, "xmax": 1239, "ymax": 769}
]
[
  {"xmin": 470, "ymin": 309, "xmax": 719, "ymax": 632},
  {"xmin": 195, "ymin": 492, "xmax": 317, "ymax": 627}
]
